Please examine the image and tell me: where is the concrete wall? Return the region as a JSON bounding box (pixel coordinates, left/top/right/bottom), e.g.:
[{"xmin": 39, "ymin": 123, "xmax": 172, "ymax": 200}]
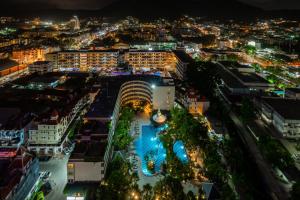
[
  {"xmin": 68, "ymin": 161, "xmax": 104, "ymax": 182},
  {"xmin": 152, "ymin": 86, "xmax": 175, "ymax": 110}
]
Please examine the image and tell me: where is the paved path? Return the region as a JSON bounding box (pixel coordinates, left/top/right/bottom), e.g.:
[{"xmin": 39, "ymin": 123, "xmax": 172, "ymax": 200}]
[
  {"xmin": 228, "ymin": 107, "xmax": 288, "ymax": 200},
  {"xmin": 40, "ymin": 155, "xmax": 69, "ymax": 200}
]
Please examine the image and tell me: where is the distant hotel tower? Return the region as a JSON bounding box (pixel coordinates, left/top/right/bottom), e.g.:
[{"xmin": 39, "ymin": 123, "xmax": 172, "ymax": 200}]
[{"xmin": 70, "ymin": 16, "xmax": 80, "ymax": 31}]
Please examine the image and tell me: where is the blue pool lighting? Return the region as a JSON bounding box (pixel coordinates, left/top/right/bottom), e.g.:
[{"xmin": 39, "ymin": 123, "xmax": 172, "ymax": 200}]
[
  {"xmin": 134, "ymin": 125, "xmax": 167, "ymax": 176},
  {"xmin": 173, "ymin": 140, "xmax": 189, "ymax": 164}
]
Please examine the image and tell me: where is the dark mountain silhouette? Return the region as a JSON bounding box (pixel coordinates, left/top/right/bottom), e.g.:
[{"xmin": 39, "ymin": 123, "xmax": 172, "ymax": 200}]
[
  {"xmin": 99, "ymin": 0, "xmax": 262, "ymax": 20},
  {"xmin": 0, "ymin": 0, "xmax": 299, "ymax": 20}
]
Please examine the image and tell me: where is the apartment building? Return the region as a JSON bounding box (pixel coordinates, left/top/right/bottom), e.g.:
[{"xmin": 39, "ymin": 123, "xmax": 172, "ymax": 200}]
[
  {"xmin": 124, "ymin": 50, "xmax": 176, "ymax": 71},
  {"xmin": 46, "ymin": 49, "xmax": 179, "ymax": 73},
  {"xmin": 12, "ymin": 47, "xmax": 59, "ymax": 64},
  {"xmin": 173, "ymin": 50, "xmax": 194, "ymax": 80},
  {"xmin": 56, "ymin": 50, "xmax": 119, "ymax": 71},
  {"xmin": 28, "ymin": 61, "xmax": 53, "ymax": 74}
]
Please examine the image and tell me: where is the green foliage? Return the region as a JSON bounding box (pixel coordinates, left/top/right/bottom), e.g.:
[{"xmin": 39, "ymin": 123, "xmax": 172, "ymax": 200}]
[
  {"xmin": 166, "ymin": 152, "xmax": 193, "ymax": 180},
  {"xmin": 97, "ymin": 156, "xmax": 139, "ymax": 200},
  {"xmin": 203, "ymin": 142, "xmax": 227, "ymax": 184},
  {"xmin": 153, "ymin": 176, "xmax": 186, "ymax": 200},
  {"xmin": 251, "ymin": 63, "xmax": 262, "ymax": 72},
  {"xmin": 240, "ymin": 98, "xmax": 255, "ymax": 122},
  {"xmin": 168, "ymin": 107, "xmax": 208, "ymax": 148},
  {"xmin": 244, "ymin": 45, "xmax": 256, "ymax": 55},
  {"xmin": 226, "ymin": 54, "xmax": 239, "ymax": 61},
  {"xmin": 113, "ymin": 106, "xmax": 135, "ymax": 150},
  {"xmin": 186, "ymin": 61, "xmax": 220, "ymax": 99},
  {"xmin": 291, "ymin": 181, "xmax": 300, "ymax": 200},
  {"xmin": 36, "ymin": 191, "xmax": 44, "ymax": 200},
  {"xmin": 142, "ymin": 184, "xmax": 153, "ymax": 200},
  {"xmin": 186, "ymin": 191, "xmax": 197, "ymax": 200},
  {"xmin": 221, "ymin": 184, "xmax": 237, "ymax": 200},
  {"xmin": 258, "ymin": 135, "xmax": 294, "ymax": 170}
]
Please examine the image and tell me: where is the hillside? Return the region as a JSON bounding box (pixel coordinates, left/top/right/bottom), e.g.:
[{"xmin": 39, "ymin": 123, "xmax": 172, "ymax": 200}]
[{"xmin": 99, "ymin": 0, "xmax": 262, "ymax": 20}]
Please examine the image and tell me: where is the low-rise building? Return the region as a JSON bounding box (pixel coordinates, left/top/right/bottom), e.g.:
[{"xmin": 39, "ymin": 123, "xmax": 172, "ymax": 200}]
[
  {"xmin": 285, "ymin": 88, "xmax": 300, "ymax": 99},
  {"xmin": 28, "ymin": 61, "xmax": 53, "ymax": 74},
  {"xmin": 0, "ymin": 59, "xmax": 27, "ymax": 84},
  {"xmin": 0, "ymin": 151, "xmax": 40, "ymax": 200},
  {"xmin": 28, "ymin": 94, "xmax": 89, "ymax": 155},
  {"xmin": 261, "ymin": 97, "xmax": 300, "ymax": 139},
  {"xmin": 46, "ymin": 49, "xmax": 178, "ymax": 73},
  {"xmin": 67, "ymin": 121, "xmax": 108, "ymax": 183},
  {"xmin": 176, "ymin": 87, "xmax": 210, "ymax": 115},
  {"xmin": 218, "ymin": 62, "xmax": 274, "ymax": 95},
  {"xmin": 0, "ymin": 108, "xmax": 29, "ymax": 150}
]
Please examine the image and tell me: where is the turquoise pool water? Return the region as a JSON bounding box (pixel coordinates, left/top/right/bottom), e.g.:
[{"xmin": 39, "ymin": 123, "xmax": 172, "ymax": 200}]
[
  {"xmin": 134, "ymin": 125, "xmax": 167, "ymax": 176},
  {"xmin": 273, "ymin": 90, "xmax": 285, "ymax": 96},
  {"xmin": 173, "ymin": 140, "xmax": 189, "ymax": 164}
]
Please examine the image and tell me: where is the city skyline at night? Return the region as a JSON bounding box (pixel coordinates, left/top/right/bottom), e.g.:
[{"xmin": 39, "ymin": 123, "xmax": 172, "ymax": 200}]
[{"xmin": 0, "ymin": 1, "xmax": 299, "ymax": 200}]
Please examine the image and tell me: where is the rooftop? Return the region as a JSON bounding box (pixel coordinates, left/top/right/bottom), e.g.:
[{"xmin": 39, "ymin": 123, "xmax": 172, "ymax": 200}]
[
  {"xmin": 286, "ymin": 88, "xmax": 300, "ymax": 94},
  {"xmin": 262, "ymin": 97, "xmax": 300, "ymax": 120},
  {"xmin": 173, "ymin": 50, "xmax": 194, "ymax": 63},
  {"xmin": 31, "ymin": 61, "xmax": 51, "ymax": 65},
  {"xmin": 231, "ymin": 70, "xmax": 269, "ymax": 84},
  {"xmin": 70, "ymin": 140, "xmax": 107, "ymax": 162},
  {"xmin": 86, "ymin": 75, "xmax": 173, "ymax": 119},
  {"xmin": 0, "ymin": 59, "xmax": 19, "ymax": 71},
  {"xmin": 0, "ymin": 108, "xmax": 21, "ymax": 129}
]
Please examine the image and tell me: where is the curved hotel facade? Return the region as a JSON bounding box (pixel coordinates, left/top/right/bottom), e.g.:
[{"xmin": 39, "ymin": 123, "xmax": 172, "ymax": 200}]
[
  {"xmin": 120, "ymin": 80, "xmax": 153, "ymax": 106},
  {"xmin": 69, "ymin": 75, "xmax": 175, "ymax": 182}
]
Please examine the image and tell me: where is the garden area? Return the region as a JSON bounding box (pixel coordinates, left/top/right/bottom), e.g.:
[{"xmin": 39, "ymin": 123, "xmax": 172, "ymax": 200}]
[
  {"xmin": 97, "ymin": 101, "xmax": 238, "ymax": 199},
  {"xmin": 113, "ymin": 106, "xmax": 135, "ymax": 150}
]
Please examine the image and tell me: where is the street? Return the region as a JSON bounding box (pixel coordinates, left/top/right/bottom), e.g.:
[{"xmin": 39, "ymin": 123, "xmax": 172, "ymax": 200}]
[
  {"xmin": 39, "ymin": 155, "xmax": 69, "ymax": 200},
  {"xmin": 215, "ymin": 82, "xmax": 289, "ymax": 200}
]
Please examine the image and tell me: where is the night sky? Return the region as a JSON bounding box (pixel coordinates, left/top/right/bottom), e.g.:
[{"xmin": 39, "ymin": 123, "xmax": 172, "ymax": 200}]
[{"xmin": 3, "ymin": 0, "xmax": 300, "ymax": 10}]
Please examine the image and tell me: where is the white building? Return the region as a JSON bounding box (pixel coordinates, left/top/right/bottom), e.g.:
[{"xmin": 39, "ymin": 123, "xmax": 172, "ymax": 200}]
[
  {"xmin": 176, "ymin": 88, "xmax": 210, "ymax": 116},
  {"xmin": 82, "ymin": 75, "xmax": 176, "ymax": 179},
  {"xmin": 67, "ymin": 161, "xmax": 105, "ymax": 183},
  {"xmin": 261, "ymin": 98, "xmax": 300, "ymax": 139},
  {"xmin": 152, "ymin": 78, "xmax": 175, "ymax": 110},
  {"xmin": 28, "ymin": 95, "xmax": 89, "ymax": 155}
]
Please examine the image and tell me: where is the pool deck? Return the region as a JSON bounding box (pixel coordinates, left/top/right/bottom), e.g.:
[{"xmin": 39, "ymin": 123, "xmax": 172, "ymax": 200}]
[
  {"xmin": 129, "ymin": 114, "xmax": 163, "ymax": 189},
  {"xmin": 128, "ymin": 113, "xmax": 203, "ymax": 196}
]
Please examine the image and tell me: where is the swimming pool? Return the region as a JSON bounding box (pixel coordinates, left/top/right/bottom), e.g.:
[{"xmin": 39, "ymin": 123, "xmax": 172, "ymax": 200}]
[
  {"xmin": 173, "ymin": 140, "xmax": 189, "ymax": 164},
  {"xmin": 134, "ymin": 125, "xmax": 166, "ymax": 176}
]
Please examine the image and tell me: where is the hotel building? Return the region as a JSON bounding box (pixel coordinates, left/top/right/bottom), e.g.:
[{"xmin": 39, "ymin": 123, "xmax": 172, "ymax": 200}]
[
  {"xmin": 68, "ymin": 75, "xmax": 175, "ymax": 182},
  {"xmin": 46, "ymin": 49, "xmax": 178, "ymax": 73},
  {"xmin": 124, "ymin": 50, "xmax": 176, "ymax": 71},
  {"xmin": 55, "ymin": 50, "xmax": 119, "ymax": 71}
]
